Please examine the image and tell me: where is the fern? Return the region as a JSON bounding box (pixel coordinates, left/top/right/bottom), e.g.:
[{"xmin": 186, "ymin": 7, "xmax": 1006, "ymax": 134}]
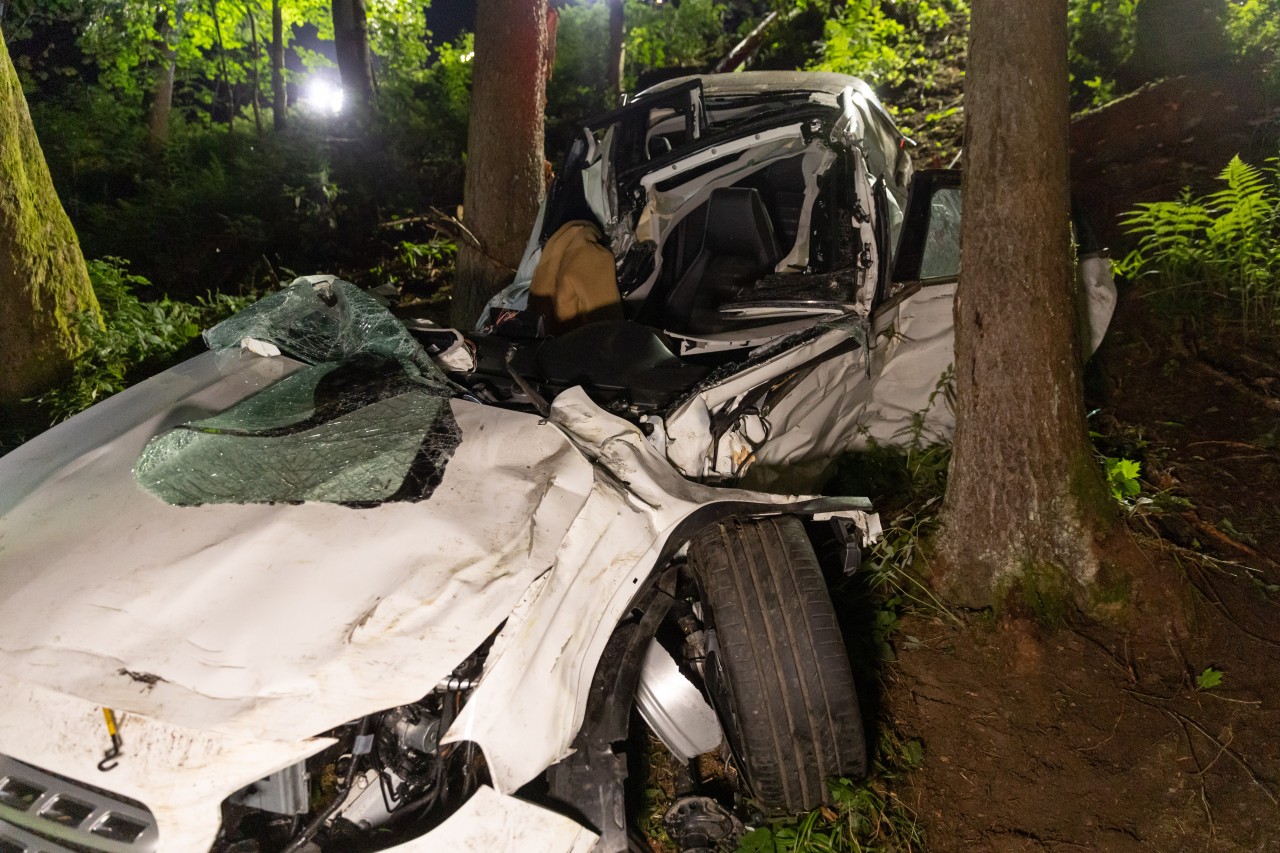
[{"xmin": 1117, "ymin": 155, "xmax": 1280, "ymax": 333}]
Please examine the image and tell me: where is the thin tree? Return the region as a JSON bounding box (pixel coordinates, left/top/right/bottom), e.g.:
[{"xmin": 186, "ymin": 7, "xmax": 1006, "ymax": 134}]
[
  {"xmin": 147, "ymin": 2, "xmax": 184, "ymax": 150},
  {"xmin": 244, "ymin": 0, "xmax": 264, "ymax": 135},
  {"xmin": 936, "ymin": 0, "xmax": 1110, "ymax": 606},
  {"xmin": 450, "ymin": 0, "xmax": 550, "ymax": 328},
  {"xmin": 270, "ymin": 0, "xmax": 286, "ymax": 130},
  {"xmin": 0, "ymin": 34, "xmax": 100, "ymax": 407},
  {"xmin": 331, "ymin": 0, "xmax": 374, "ymax": 113}
]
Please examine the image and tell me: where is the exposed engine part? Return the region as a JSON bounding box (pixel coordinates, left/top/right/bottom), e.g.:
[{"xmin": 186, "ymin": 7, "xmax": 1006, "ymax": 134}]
[
  {"xmin": 212, "ymin": 626, "xmax": 500, "ymax": 852},
  {"xmin": 375, "ymin": 703, "xmax": 442, "ymax": 789},
  {"xmin": 333, "ymin": 768, "xmax": 404, "ymax": 831},
  {"xmin": 228, "ymin": 760, "xmax": 309, "ymax": 815},
  {"xmin": 634, "ymin": 640, "xmax": 722, "ymax": 762},
  {"xmin": 433, "ymin": 676, "xmax": 477, "ymax": 692},
  {"xmin": 663, "ymin": 795, "xmax": 745, "ymax": 853}
]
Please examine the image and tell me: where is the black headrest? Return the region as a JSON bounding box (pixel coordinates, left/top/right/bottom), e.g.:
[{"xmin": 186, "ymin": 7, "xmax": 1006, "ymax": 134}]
[{"xmin": 702, "ymin": 187, "xmax": 781, "ymax": 268}]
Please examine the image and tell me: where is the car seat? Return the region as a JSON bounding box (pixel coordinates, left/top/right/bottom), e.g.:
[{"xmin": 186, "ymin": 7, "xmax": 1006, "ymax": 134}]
[{"xmin": 659, "ymin": 187, "xmax": 781, "ymax": 334}]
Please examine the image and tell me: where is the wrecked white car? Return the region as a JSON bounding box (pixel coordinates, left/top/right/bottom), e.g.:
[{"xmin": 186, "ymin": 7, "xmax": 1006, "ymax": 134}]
[
  {"xmin": 0, "ymin": 71, "xmax": 1112, "ymax": 853},
  {"xmin": 0, "ymin": 275, "xmax": 876, "ymax": 853},
  {"xmin": 477, "ymin": 71, "xmax": 1115, "ymax": 491}
]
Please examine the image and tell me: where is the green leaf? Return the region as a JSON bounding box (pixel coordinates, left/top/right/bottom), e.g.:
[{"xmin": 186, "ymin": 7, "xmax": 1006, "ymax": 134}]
[{"xmin": 1196, "ymin": 667, "xmax": 1224, "ymax": 690}]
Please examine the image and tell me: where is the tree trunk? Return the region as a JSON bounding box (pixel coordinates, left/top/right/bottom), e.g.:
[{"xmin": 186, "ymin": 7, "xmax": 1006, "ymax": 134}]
[
  {"xmin": 271, "ymin": 0, "xmax": 285, "ymax": 130},
  {"xmin": 210, "ymin": 0, "xmax": 235, "ymax": 131},
  {"xmin": 331, "ymin": 0, "xmax": 375, "ymax": 114},
  {"xmin": 245, "ymin": 0, "xmax": 263, "ymax": 135},
  {"xmin": 147, "ymin": 5, "xmax": 181, "ymax": 151},
  {"xmin": 0, "ymin": 35, "xmax": 100, "ymax": 407},
  {"xmin": 606, "ymin": 0, "xmax": 624, "ymax": 103},
  {"xmin": 450, "ymin": 0, "xmax": 549, "ymax": 328},
  {"xmin": 936, "ymin": 0, "xmax": 1108, "ymax": 608}
]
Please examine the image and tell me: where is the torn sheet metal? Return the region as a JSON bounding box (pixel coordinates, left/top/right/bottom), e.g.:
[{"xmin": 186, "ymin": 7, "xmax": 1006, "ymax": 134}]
[{"xmin": 442, "ymin": 386, "xmax": 871, "ymax": 792}]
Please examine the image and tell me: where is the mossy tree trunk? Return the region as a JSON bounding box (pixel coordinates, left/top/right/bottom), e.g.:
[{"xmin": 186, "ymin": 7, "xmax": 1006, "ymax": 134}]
[
  {"xmin": 0, "ymin": 34, "xmax": 100, "ymax": 409},
  {"xmin": 449, "ymin": 0, "xmax": 549, "ymax": 328},
  {"xmin": 936, "ymin": 0, "xmax": 1109, "ymax": 608}
]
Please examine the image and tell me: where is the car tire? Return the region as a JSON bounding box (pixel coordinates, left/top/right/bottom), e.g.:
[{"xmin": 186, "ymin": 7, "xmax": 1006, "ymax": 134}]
[{"xmin": 687, "ymin": 515, "xmax": 866, "ymax": 813}]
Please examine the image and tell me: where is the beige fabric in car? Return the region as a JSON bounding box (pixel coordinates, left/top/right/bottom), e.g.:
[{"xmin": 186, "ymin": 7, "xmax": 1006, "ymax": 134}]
[{"xmin": 529, "ymin": 220, "xmax": 623, "ymax": 334}]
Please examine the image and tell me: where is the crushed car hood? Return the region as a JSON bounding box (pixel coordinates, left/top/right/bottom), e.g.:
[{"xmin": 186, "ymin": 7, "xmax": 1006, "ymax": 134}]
[{"xmin": 0, "ymin": 348, "xmax": 600, "ymax": 745}]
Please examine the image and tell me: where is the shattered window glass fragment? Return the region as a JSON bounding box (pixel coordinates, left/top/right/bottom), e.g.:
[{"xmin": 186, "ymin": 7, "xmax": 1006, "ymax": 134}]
[
  {"xmin": 919, "ymin": 188, "xmax": 962, "ymax": 280},
  {"xmin": 134, "ymin": 279, "xmax": 462, "ymax": 507}
]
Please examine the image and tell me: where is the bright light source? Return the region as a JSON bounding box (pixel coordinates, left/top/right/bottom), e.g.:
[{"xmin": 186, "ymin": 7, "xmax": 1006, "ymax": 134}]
[
  {"xmin": 460, "ymin": 51, "xmax": 474, "ymax": 63},
  {"xmin": 303, "ymin": 78, "xmax": 344, "ymax": 115}
]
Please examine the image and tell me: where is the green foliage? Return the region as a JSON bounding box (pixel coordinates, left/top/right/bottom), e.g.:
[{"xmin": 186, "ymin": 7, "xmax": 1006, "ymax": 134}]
[
  {"xmin": 1116, "ymin": 155, "xmax": 1280, "ymax": 333},
  {"xmin": 1103, "ymin": 456, "xmax": 1142, "ymax": 503},
  {"xmin": 1195, "ymin": 666, "xmax": 1224, "ymax": 691},
  {"xmin": 1225, "ymin": 0, "xmax": 1280, "ymax": 81},
  {"xmin": 374, "ymin": 34, "xmax": 473, "ymax": 193},
  {"xmin": 1067, "ymin": 0, "xmax": 1138, "ymax": 109},
  {"xmin": 737, "ymin": 774, "xmax": 925, "ymax": 852},
  {"xmin": 367, "ymin": 237, "xmax": 456, "ymax": 300},
  {"xmin": 811, "ymin": 0, "xmax": 965, "ymax": 92},
  {"xmin": 624, "ymin": 0, "xmax": 735, "ymax": 86},
  {"xmin": 546, "ymin": 2, "xmax": 613, "ymax": 157},
  {"xmin": 31, "ymin": 258, "xmax": 254, "ymax": 423}
]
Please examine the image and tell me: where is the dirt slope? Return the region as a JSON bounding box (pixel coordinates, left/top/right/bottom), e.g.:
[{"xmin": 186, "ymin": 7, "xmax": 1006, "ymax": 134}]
[{"xmin": 888, "ymin": 290, "xmax": 1280, "ymax": 851}]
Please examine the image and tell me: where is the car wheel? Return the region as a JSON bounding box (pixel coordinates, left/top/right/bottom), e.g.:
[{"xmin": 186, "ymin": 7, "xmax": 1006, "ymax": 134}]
[{"xmin": 687, "ymin": 515, "xmax": 867, "ymax": 813}]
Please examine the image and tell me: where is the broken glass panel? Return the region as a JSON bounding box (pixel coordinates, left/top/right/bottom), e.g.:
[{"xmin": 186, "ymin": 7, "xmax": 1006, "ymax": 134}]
[
  {"xmin": 204, "ymin": 277, "xmax": 454, "ymax": 393},
  {"xmin": 135, "ymin": 279, "xmax": 461, "ymax": 507},
  {"xmin": 919, "ymin": 188, "xmax": 962, "ymax": 280}
]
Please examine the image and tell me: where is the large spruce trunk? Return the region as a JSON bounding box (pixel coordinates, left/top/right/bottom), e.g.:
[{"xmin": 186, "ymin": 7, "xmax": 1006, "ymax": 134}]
[
  {"xmin": 937, "ymin": 0, "xmax": 1108, "ymax": 606},
  {"xmin": 0, "ymin": 36, "xmax": 99, "ymax": 409},
  {"xmin": 449, "ymin": 0, "xmax": 549, "ymax": 328}
]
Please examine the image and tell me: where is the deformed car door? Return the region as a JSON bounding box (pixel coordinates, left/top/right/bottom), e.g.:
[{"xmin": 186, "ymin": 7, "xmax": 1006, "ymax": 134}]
[{"xmin": 859, "ymin": 168, "xmax": 964, "ymax": 447}]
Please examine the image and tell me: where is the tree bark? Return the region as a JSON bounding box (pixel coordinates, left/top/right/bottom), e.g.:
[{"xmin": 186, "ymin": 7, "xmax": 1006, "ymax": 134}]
[
  {"xmin": 147, "ymin": 4, "xmax": 181, "ymax": 151},
  {"xmin": 606, "ymin": 0, "xmax": 624, "ymax": 103},
  {"xmin": 0, "ymin": 35, "xmax": 100, "ymax": 406},
  {"xmin": 936, "ymin": 0, "xmax": 1108, "ymax": 607},
  {"xmin": 271, "ymin": 0, "xmax": 285, "ymax": 130},
  {"xmin": 450, "ymin": 0, "xmax": 549, "ymax": 328},
  {"xmin": 331, "ymin": 0, "xmax": 375, "ymax": 114}
]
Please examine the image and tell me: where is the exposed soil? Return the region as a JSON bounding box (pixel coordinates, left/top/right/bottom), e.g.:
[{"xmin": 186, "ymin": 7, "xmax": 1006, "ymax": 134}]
[{"xmin": 886, "ymin": 289, "xmax": 1280, "ymax": 851}]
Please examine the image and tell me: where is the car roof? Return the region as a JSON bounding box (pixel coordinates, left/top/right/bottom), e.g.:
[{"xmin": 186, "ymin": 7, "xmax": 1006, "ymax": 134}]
[
  {"xmin": 636, "ymin": 71, "xmax": 873, "ymax": 106},
  {"xmin": 632, "ymin": 71, "xmax": 904, "ymax": 140}
]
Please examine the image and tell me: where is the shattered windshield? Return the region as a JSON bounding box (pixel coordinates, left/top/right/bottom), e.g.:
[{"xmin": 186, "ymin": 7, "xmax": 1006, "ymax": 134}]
[{"xmin": 135, "ymin": 278, "xmax": 462, "ymax": 507}]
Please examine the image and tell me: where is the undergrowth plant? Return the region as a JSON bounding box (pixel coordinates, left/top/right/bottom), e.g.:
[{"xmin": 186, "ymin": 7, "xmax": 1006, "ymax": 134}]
[
  {"xmin": 811, "ymin": 0, "xmax": 967, "ymax": 92},
  {"xmin": 1116, "ymin": 154, "xmax": 1280, "ymax": 334},
  {"xmin": 31, "ymin": 258, "xmax": 255, "ymax": 424}
]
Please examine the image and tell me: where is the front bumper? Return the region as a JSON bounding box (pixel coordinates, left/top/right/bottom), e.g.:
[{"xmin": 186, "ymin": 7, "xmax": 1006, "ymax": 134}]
[{"xmin": 0, "ymin": 752, "xmax": 596, "ymax": 853}]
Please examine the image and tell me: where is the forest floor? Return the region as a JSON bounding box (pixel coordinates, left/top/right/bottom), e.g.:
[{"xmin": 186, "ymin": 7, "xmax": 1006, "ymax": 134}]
[{"xmin": 887, "ymin": 290, "xmax": 1280, "ymax": 851}]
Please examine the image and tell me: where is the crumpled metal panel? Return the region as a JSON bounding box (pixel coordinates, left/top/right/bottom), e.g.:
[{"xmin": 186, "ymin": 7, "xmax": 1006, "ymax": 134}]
[{"xmin": 0, "ymin": 341, "xmax": 877, "ymax": 850}]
